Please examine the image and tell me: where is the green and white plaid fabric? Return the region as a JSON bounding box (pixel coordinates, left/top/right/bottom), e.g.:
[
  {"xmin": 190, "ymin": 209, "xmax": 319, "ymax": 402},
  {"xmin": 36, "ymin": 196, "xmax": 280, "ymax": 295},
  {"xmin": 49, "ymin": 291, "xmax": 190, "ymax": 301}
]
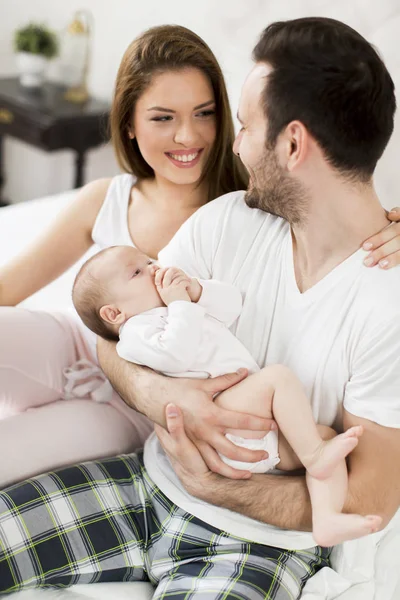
[{"xmin": 0, "ymin": 451, "xmax": 330, "ymax": 598}]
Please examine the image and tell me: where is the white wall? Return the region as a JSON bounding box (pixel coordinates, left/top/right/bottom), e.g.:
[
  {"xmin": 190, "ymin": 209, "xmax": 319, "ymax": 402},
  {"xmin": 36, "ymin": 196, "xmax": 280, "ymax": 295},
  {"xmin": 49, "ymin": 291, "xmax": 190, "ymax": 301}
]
[{"xmin": 0, "ymin": 0, "xmax": 399, "ymax": 208}]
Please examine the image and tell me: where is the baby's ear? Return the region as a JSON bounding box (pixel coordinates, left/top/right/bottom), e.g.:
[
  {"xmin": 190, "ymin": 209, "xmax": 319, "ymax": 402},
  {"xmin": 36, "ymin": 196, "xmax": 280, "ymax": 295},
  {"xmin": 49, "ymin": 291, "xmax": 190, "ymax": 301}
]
[{"xmin": 99, "ymin": 305, "xmax": 125, "ymax": 325}]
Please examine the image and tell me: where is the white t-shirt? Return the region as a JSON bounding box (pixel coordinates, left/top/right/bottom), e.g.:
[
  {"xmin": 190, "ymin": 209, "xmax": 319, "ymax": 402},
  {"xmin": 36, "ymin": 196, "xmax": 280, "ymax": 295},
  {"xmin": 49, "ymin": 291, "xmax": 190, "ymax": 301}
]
[
  {"xmin": 117, "ymin": 281, "xmax": 259, "ymax": 378},
  {"xmin": 143, "ymin": 190, "xmax": 400, "ymax": 550},
  {"xmin": 92, "ymin": 175, "xmax": 400, "ymax": 550}
]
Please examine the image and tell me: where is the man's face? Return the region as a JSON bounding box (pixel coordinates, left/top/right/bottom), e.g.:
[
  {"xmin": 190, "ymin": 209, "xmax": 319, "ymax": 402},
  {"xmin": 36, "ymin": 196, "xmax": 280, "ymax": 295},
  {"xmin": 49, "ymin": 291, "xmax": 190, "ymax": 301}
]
[{"xmin": 233, "ymin": 63, "xmax": 308, "ymax": 225}]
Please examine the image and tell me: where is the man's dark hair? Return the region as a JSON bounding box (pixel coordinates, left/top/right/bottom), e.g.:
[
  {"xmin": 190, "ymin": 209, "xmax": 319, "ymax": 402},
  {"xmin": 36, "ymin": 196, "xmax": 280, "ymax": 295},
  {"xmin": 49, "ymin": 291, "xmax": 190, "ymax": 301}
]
[{"xmin": 253, "ymin": 17, "xmax": 396, "ymax": 181}]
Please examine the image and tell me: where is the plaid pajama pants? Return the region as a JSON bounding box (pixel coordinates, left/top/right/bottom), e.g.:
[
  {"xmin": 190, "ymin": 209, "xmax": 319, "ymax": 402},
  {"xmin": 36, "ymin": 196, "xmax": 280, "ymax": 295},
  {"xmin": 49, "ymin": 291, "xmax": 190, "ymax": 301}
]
[{"xmin": 0, "ymin": 451, "xmax": 331, "ymax": 599}]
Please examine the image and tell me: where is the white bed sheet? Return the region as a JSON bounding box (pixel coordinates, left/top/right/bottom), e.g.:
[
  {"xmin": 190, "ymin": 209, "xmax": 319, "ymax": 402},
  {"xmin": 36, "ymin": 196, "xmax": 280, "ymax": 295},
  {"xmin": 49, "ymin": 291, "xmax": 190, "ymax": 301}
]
[{"xmin": 1, "ymin": 193, "xmax": 399, "ymax": 600}]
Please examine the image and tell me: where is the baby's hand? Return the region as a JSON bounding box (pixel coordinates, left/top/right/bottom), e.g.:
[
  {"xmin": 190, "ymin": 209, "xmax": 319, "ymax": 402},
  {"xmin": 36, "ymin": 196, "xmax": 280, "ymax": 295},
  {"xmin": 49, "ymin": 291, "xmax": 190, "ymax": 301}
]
[
  {"xmin": 154, "ymin": 267, "xmax": 191, "ymax": 305},
  {"xmin": 187, "ymin": 278, "xmax": 203, "ymax": 302}
]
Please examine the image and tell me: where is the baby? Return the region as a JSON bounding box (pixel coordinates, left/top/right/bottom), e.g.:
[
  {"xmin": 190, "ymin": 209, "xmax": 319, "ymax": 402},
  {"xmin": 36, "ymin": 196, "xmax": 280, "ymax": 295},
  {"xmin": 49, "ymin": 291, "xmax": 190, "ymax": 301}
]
[{"xmin": 72, "ymin": 245, "xmax": 382, "ymax": 547}]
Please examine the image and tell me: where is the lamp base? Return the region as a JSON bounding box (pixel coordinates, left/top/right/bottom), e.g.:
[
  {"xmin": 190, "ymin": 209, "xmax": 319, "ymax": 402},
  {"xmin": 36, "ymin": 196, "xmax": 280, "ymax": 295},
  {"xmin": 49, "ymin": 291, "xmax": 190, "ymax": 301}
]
[{"xmin": 64, "ymin": 85, "xmax": 89, "ymax": 104}]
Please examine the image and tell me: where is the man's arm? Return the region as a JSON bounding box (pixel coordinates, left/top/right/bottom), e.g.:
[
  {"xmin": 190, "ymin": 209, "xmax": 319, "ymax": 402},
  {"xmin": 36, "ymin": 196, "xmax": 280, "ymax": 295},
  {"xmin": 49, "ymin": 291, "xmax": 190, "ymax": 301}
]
[
  {"xmin": 158, "ymin": 403, "xmax": 400, "ymax": 532},
  {"xmin": 343, "ymin": 409, "xmax": 400, "ymax": 529},
  {"xmin": 197, "ymin": 471, "xmax": 313, "ymax": 531},
  {"xmin": 97, "ymin": 337, "xmax": 169, "ymax": 426},
  {"xmin": 184, "ymin": 319, "xmax": 400, "ymax": 530},
  {"xmin": 97, "ymin": 337, "xmax": 276, "ymax": 476},
  {"xmin": 193, "ymin": 411, "xmax": 400, "ymax": 530}
]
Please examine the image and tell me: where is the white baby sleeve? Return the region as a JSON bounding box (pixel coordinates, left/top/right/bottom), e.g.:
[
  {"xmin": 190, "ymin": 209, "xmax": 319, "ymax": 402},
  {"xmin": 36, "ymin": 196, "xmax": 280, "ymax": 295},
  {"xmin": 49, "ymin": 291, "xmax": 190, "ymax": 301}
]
[
  {"xmin": 197, "ymin": 279, "xmax": 243, "ymax": 327},
  {"xmin": 117, "ymin": 302, "xmax": 206, "ymax": 374}
]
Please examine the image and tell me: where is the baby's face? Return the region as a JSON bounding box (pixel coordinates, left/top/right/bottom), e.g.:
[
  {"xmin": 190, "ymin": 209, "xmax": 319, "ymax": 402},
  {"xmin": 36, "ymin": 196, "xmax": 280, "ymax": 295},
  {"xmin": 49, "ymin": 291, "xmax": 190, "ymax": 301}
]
[{"xmin": 95, "ymin": 246, "xmax": 162, "ymax": 320}]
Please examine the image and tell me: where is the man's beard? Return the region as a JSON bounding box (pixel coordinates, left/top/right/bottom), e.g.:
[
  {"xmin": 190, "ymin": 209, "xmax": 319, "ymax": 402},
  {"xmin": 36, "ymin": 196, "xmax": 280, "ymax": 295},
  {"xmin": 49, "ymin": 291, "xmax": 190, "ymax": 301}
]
[{"xmin": 244, "ymin": 145, "xmax": 309, "ymax": 225}]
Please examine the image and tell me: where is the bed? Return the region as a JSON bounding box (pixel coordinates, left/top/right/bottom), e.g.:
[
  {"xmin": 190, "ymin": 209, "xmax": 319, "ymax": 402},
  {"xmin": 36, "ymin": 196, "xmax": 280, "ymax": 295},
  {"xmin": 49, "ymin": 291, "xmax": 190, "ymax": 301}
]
[{"xmin": 1, "ymin": 191, "xmax": 399, "ymax": 599}]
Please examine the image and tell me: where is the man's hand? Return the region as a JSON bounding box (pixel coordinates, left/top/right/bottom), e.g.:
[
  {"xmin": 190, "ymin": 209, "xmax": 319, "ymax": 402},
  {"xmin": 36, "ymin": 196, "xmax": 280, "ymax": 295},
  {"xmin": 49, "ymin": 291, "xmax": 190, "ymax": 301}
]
[
  {"xmin": 156, "ymin": 403, "xmax": 312, "ymax": 531},
  {"xmin": 97, "ymin": 317, "xmax": 275, "ymax": 479},
  {"xmin": 154, "ymin": 266, "xmax": 191, "ymax": 305},
  {"xmin": 155, "ymin": 403, "xmax": 213, "ymax": 494},
  {"xmin": 167, "ymin": 370, "xmax": 276, "ymax": 479}
]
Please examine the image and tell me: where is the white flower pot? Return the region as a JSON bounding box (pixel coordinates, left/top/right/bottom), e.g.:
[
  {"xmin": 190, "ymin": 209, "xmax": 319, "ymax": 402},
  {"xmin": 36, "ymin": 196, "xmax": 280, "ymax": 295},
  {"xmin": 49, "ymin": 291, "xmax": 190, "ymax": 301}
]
[{"xmin": 16, "ymin": 52, "xmax": 48, "ymax": 88}]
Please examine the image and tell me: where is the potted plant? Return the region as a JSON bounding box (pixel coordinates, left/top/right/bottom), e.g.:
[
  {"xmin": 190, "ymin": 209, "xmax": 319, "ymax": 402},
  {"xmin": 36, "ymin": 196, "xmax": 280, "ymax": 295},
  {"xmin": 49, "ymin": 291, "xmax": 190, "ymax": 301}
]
[{"xmin": 14, "ymin": 23, "xmax": 58, "ymax": 88}]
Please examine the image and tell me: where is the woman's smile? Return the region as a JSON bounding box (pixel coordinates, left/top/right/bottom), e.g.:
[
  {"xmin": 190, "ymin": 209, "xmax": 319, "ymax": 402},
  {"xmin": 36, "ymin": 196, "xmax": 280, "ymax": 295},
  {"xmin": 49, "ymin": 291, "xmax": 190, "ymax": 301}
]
[{"xmin": 165, "ymin": 148, "xmax": 204, "ymax": 168}]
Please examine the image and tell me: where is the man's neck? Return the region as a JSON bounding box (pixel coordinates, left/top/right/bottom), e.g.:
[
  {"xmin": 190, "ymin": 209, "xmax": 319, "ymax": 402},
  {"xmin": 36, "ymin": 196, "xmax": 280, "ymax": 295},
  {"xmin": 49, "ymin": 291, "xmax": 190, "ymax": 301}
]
[{"xmin": 292, "ymin": 179, "xmax": 390, "ymax": 292}]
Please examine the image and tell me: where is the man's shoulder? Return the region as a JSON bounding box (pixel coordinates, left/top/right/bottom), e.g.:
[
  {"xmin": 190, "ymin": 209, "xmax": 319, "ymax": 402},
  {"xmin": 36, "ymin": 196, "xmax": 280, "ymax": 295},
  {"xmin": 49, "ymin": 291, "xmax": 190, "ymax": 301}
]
[
  {"xmin": 194, "ymin": 190, "xmax": 284, "ymax": 232},
  {"xmin": 194, "ymin": 190, "xmax": 247, "ymax": 219},
  {"xmin": 360, "ymin": 264, "xmax": 400, "ymax": 310},
  {"xmin": 355, "ymin": 265, "xmax": 400, "ymax": 338}
]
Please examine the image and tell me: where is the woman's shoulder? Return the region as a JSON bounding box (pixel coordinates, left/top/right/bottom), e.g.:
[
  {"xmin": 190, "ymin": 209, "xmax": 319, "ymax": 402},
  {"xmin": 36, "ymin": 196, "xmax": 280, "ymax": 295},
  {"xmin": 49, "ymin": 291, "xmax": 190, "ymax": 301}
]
[
  {"xmin": 82, "ymin": 173, "xmax": 135, "ymax": 199},
  {"xmin": 71, "ymin": 178, "xmax": 113, "ymax": 232},
  {"xmin": 80, "ymin": 177, "xmax": 112, "ymax": 201},
  {"xmin": 91, "ymin": 173, "xmax": 136, "ymax": 247}
]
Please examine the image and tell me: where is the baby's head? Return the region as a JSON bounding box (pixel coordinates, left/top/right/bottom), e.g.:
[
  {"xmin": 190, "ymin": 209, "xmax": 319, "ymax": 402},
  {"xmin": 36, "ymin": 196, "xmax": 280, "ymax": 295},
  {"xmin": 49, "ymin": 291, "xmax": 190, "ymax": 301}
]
[{"xmin": 72, "ymin": 245, "xmax": 162, "ymax": 340}]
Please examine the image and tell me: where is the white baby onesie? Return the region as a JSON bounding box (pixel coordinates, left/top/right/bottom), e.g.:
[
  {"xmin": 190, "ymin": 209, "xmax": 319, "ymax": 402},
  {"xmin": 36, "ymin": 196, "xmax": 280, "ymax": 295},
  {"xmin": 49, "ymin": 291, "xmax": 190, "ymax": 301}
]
[{"xmin": 116, "ymin": 279, "xmax": 280, "ymax": 473}]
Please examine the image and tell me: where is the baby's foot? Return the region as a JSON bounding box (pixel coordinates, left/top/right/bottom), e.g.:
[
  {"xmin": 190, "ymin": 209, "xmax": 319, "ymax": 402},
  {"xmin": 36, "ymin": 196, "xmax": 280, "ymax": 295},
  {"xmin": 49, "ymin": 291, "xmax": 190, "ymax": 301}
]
[
  {"xmin": 313, "ymin": 513, "xmax": 382, "ymax": 547},
  {"xmin": 305, "ymin": 426, "xmax": 363, "ymax": 480}
]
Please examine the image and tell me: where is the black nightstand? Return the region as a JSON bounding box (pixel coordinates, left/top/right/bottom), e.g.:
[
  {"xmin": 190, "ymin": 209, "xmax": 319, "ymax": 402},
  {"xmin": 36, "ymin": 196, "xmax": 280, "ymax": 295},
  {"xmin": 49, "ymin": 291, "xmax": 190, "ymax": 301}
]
[{"xmin": 0, "ymin": 78, "xmax": 110, "ymax": 205}]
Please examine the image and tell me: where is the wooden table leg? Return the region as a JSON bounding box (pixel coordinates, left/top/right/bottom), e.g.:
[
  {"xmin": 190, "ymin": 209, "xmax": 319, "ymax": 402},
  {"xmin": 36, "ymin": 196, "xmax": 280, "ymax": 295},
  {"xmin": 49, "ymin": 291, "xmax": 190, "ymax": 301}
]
[
  {"xmin": 0, "ymin": 135, "xmax": 9, "ymax": 206},
  {"xmin": 74, "ymin": 150, "xmax": 86, "ymax": 188}
]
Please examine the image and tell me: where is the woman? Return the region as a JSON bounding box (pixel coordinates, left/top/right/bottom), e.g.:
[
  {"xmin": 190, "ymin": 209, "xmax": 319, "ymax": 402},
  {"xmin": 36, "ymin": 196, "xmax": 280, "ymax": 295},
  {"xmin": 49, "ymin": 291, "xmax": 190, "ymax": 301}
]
[{"xmin": 0, "ymin": 24, "xmax": 399, "ymax": 488}]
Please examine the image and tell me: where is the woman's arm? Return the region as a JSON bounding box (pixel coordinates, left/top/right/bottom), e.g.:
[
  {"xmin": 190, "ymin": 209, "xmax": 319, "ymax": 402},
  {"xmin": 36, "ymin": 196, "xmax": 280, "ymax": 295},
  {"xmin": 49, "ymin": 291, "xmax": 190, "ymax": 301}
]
[
  {"xmin": 0, "ymin": 178, "xmax": 111, "ymax": 306},
  {"xmin": 362, "ymin": 208, "xmax": 400, "ymax": 269}
]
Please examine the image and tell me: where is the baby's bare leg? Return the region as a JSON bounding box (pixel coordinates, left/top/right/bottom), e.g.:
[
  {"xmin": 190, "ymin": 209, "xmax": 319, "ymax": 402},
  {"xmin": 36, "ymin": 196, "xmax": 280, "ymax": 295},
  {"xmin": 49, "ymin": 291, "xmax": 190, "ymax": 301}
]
[
  {"xmin": 308, "ymin": 463, "xmax": 382, "ymax": 547},
  {"xmin": 261, "ymin": 365, "xmax": 364, "ymax": 479},
  {"xmin": 216, "ymin": 366, "xmax": 382, "ymax": 545},
  {"xmin": 278, "ymin": 425, "xmax": 336, "ymax": 471},
  {"xmin": 214, "ymin": 369, "xmax": 275, "ymax": 439},
  {"xmin": 216, "ymin": 365, "xmax": 362, "ymax": 478}
]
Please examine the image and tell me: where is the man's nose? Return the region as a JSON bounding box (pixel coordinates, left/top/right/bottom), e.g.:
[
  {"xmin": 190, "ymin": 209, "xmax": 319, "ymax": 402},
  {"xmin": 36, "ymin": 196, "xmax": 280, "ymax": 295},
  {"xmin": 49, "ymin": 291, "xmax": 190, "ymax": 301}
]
[{"xmin": 233, "ymin": 131, "xmax": 242, "ymax": 157}]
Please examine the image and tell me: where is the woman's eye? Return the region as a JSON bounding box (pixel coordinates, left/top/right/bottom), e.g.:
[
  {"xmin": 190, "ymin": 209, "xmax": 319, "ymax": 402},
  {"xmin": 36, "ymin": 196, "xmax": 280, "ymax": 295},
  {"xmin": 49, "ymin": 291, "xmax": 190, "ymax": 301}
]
[
  {"xmin": 151, "ymin": 116, "xmax": 172, "ymax": 122},
  {"xmin": 197, "ymin": 110, "xmax": 216, "ymax": 118}
]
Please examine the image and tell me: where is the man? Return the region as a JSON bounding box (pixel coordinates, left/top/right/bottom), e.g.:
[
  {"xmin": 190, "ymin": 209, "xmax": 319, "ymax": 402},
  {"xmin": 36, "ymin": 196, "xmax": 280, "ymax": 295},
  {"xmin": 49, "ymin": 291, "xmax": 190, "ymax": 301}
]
[{"xmin": 1, "ymin": 17, "xmax": 399, "ymax": 600}]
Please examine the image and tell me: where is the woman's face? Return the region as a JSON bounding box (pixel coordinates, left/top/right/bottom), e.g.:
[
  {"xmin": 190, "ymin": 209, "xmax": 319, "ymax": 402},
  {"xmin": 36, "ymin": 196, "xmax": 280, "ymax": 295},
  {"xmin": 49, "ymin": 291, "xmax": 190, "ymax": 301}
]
[{"xmin": 132, "ymin": 68, "xmax": 217, "ymax": 186}]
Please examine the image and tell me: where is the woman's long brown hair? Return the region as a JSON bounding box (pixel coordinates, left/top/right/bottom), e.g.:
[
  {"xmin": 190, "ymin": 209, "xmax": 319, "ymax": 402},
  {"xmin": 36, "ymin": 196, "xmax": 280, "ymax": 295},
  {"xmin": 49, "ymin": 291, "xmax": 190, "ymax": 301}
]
[{"xmin": 110, "ymin": 24, "xmax": 248, "ymax": 202}]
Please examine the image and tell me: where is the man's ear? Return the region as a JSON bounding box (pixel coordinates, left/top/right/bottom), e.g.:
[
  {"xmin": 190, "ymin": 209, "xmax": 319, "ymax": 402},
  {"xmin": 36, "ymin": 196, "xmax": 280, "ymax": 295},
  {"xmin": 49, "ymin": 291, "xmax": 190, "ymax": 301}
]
[
  {"xmin": 99, "ymin": 305, "xmax": 125, "ymax": 326},
  {"xmin": 284, "ymin": 121, "xmax": 308, "ymax": 172}
]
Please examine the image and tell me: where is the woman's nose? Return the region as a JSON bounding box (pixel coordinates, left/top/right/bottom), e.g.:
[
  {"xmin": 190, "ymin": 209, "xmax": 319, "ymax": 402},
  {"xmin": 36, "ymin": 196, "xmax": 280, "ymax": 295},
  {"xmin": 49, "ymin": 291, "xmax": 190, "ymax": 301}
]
[{"xmin": 173, "ymin": 121, "xmax": 196, "ymax": 145}]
